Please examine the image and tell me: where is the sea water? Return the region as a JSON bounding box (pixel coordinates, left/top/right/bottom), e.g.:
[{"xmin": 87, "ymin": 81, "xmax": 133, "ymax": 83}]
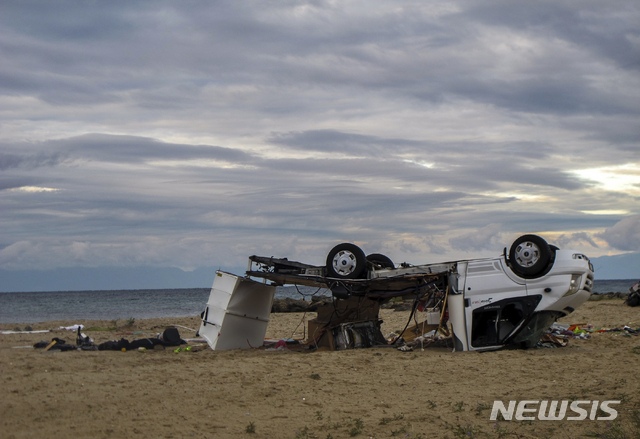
[
  {"xmin": 0, "ymin": 280, "xmax": 634, "ymax": 324},
  {"xmin": 0, "ymin": 285, "xmax": 330, "ymax": 324}
]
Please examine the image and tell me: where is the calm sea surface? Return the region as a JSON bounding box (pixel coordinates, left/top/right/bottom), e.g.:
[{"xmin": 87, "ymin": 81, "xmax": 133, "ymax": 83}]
[
  {"xmin": 0, "ymin": 280, "xmax": 635, "ymax": 324},
  {"xmin": 0, "ymin": 286, "xmax": 330, "ymax": 324}
]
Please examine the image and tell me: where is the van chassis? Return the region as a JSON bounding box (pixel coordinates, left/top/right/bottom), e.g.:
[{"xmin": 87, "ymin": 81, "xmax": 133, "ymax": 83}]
[{"xmin": 200, "ymin": 235, "xmax": 594, "ymax": 352}]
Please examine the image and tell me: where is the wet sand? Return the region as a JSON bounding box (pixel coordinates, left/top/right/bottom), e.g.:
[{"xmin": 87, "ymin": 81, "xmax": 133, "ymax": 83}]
[{"xmin": 1, "ymin": 298, "xmax": 639, "ymax": 438}]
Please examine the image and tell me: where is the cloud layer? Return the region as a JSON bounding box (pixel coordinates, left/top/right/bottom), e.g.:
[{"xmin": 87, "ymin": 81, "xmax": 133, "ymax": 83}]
[{"xmin": 1, "ymin": 1, "xmax": 639, "ymax": 274}]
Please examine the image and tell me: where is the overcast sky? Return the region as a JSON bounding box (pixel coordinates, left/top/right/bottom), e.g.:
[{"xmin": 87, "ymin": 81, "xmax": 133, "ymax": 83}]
[{"xmin": 1, "ymin": 1, "xmax": 639, "ymax": 277}]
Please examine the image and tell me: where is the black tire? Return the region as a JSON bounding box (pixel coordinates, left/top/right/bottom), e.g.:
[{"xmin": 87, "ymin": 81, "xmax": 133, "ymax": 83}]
[
  {"xmin": 509, "ymin": 234, "xmax": 552, "ymax": 279},
  {"xmin": 366, "ymin": 253, "xmax": 395, "ymax": 270},
  {"xmin": 326, "ymin": 243, "xmax": 367, "ymax": 279},
  {"xmin": 626, "ymin": 292, "xmax": 640, "ymax": 307}
]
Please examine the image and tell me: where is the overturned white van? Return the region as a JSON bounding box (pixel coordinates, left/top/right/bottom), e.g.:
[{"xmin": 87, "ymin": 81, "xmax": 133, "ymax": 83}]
[{"xmin": 199, "ymin": 234, "xmax": 594, "ymax": 352}]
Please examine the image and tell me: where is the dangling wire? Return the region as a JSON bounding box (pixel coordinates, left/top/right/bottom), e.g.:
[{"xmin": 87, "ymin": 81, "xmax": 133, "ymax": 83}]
[{"xmin": 391, "ymin": 287, "xmax": 423, "ymax": 345}]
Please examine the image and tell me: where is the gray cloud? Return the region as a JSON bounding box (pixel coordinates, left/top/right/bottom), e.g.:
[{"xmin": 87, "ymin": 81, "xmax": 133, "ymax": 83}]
[
  {"xmin": 459, "ymin": 0, "xmax": 640, "ymax": 71},
  {"xmin": 0, "ymin": 150, "xmax": 68, "ymax": 171},
  {"xmin": 0, "ymin": 1, "xmax": 638, "ymax": 275},
  {"xmin": 599, "ymin": 216, "xmax": 640, "ymax": 251},
  {"xmin": 448, "ymin": 224, "xmax": 507, "ymax": 252},
  {"xmin": 57, "ymin": 134, "xmax": 254, "ymax": 164}
]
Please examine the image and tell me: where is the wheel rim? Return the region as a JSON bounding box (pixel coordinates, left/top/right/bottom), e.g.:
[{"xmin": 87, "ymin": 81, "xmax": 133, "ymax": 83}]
[
  {"xmin": 513, "ymin": 241, "xmax": 540, "ymax": 267},
  {"xmin": 332, "ymin": 250, "xmax": 358, "ymax": 276}
]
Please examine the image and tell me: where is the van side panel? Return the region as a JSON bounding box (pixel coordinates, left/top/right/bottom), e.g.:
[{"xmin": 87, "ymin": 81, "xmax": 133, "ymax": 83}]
[
  {"xmin": 448, "ymin": 292, "xmax": 468, "ymax": 352},
  {"xmin": 448, "ymin": 262, "xmax": 467, "ymax": 351}
]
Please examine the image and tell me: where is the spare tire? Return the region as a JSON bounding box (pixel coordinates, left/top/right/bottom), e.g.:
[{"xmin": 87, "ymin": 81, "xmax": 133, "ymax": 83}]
[
  {"xmin": 366, "ymin": 253, "xmax": 395, "ymax": 270},
  {"xmin": 326, "ymin": 243, "xmax": 367, "ymax": 279},
  {"xmin": 508, "ymin": 234, "xmax": 552, "ymax": 279}
]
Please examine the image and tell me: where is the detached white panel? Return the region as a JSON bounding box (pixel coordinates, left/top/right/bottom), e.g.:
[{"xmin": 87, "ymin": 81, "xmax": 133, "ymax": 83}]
[{"xmin": 199, "ymin": 271, "xmax": 275, "ymax": 350}]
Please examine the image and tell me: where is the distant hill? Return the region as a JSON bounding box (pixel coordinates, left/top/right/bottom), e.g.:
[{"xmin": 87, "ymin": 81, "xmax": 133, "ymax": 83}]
[
  {"xmin": 1, "ymin": 252, "xmax": 637, "ymax": 292},
  {"xmin": 590, "ymin": 252, "xmax": 640, "ymax": 280}
]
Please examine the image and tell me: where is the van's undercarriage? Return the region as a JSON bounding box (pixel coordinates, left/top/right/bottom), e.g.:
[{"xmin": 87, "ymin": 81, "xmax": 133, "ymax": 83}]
[{"xmin": 199, "ymin": 235, "xmax": 594, "ymax": 352}]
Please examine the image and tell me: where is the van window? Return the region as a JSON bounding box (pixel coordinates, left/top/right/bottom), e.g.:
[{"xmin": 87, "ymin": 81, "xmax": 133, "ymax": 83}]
[{"xmin": 470, "ymin": 297, "xmax": 541, "ymax": 347}]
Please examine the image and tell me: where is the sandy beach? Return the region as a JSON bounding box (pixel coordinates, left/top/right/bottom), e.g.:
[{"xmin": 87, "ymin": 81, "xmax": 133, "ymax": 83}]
[{"xmin": 1, "ymin": 297, "xmax": 639, "ymax": 439}]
